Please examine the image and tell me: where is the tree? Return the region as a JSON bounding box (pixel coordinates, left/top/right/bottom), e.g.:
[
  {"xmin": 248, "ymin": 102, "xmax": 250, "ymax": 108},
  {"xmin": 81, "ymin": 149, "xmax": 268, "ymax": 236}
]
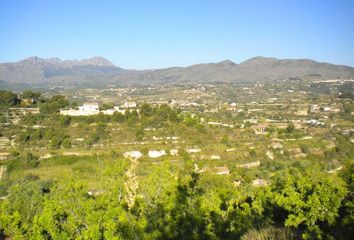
[
  {"xmin": 100, "ymin": 103, "xmax": 114, "ymax": 110},
  {"xmin": 274, "ymin": 170, "xmax": 347, "ymax": 238},
  {"xmin": 336, "ymin": 160, "xmax": 354, "ymax": 238},
  {"xmin": 343, "ymin": 103, "xmax": 354, "ymax": 114},
  {"xmin": 126, "ymin": 110, "xmax": 139, "ymax": 125},
  {"xmin": 39, "ymin": 95, "xmax": 69, "ymax": 114},
  {"xmin": 286, "ymin": 122, "xmax": 295, "ymax": 134},
  {"xmin": 112, "ymin": 111, "xmax": 125, "ymax": 123},
  {"xmin": 136, "ymin": 128, "xmax": 145, "ymax": 141},
  {"xmin": 59, "ymin": 115, "xmax": 71, "ymax": 127},
  {"xmin": 61, "ymin": 138, "xmax": 71, "ymax": 148},
  {"xmin": 0, "ymin": 90, "xmax": 20, "ymax": 107},
  {"xmin": 21, "ymin": 91, "xmax": 41, "ymax": 104},
  {"xmin": 0, "ymin": 180, "xmax": 47, "ymax": 239},
  {"xmin": 140, "ymin": 103, "xmax": 154, "ymax": 117},
  {"xmin": 221, "ymin": 135, "xmax": 230, "ymax": 146}
]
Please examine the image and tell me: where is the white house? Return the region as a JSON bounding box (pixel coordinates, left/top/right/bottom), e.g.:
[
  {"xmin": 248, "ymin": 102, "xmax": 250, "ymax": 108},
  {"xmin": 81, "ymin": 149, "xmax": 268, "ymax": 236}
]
[
  {"xmin": 148, "ymin": 150, "xmax": 166, "ymax": 158},
  {"xmin": 214, "ymin": 166, "xmax": 230, "ymax": 175},
  {"xmin": 252, "ymin": 179, "xmax": 269, "ymax": 187},
  {"xmin": 186, "ymin": 148, "xmax": 201, "ymax": 153},
  {"xmin": 124, "ymin": 151, "xmax": 143, "ymax": 159},
  {"xmin": 60, "ymin": 103, "xmax": 100, "ymax": 116},
  {"xmin": 79, "ymin": 103, "xmax": 99, "ymax": 111},
  {"xmin": 237, "ymin": 161, "xmax": 261, "ymax": 168},
  {"xmin": 123, "ymin": 102, "xmax": 137, "ymax": 108}
]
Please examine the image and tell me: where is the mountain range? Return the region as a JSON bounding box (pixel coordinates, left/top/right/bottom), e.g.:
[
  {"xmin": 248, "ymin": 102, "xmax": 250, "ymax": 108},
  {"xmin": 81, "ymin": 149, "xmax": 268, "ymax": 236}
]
[{"xmin": 1, "ymin": 56, "xmax": 353, "ymax": 89}]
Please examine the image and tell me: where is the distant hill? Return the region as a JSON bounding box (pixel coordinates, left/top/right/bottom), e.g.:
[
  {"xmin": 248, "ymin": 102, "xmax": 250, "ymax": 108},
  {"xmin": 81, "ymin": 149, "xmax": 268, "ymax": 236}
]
[
  {"xmin": 0, "ymin": 56, "xmax": 126, "ymax": 88},
  {"xmin": 0, "ymin": 56, "xmax": 353, "ymax": 89}
]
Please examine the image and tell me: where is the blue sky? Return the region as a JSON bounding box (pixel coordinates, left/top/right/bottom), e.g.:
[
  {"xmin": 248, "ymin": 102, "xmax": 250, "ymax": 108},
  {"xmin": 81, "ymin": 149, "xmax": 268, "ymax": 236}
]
[{"xmin": 0, "ymin": 0, "xmax": 353, "ymax": 69}]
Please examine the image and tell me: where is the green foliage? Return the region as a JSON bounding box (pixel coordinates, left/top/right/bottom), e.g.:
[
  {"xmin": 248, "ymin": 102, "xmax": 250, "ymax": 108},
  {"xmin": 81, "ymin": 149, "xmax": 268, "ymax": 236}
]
[
  {"xmin": 337, "ymin": 160, "xmax": 354, "ymax": 237},
  {"xmin": 286, "ymin": 122, "xmax": 295, "ymax": 134},
  {"xmin": 24, "ymin": 152, "xmax": 39, "ymax": 167},
  {"xmin": 300, "ymin": 144, "xmax": 310, "ymax": 154},
  {"xmin": 20, "ymin": 90, "xmax": 41, "ymax": 103},
  {"xmin": 85, "ymin": 122, "xmax": 106, "ymax": 147},
  {"xmin": 140, "ymin": 103, "xmax": 154, "ymax": 117},
  {"xmin": 274, "ymin": 170, "xmax": 347, "ymax": 238},
  {"xmin": 59, "ymin": 115, "xmax": 71, "ymax": 127},
  {"xmin": 49, "ymin": 131, "xmax": 70, "ymax": 149},
  {"xmin": 112, "ymin": 111, "xmax": 125, "ymax": 123},
  {"xmin": 343, "ymin": 103, "xmax": 354, "ymax": 114},
  {"xmin": 0, "ymin": 167, "xmax": 352, "ymax": 239},
  {"xmin": 100, "ymin": 103, "xmax": 114, "ymax": 110},
  {"xmin": 0, "ymin": 90, "xmax": 20, "ymax": 107},
  {"xmin": 61, "ymin": 138, "xmax": 71, "ymax": 148},
  {"xmin": 39, "ymin": 95, "xmax": 69, "ymax": 114},
  {"xmin": 184, "ymin": 115, "xmax": 199, "ymax": 127},
  {"xmin": 221, "ymin": 135, "xmax": 230, "ymax": 146},
  {"xmin": 136, "ymin": 128, "xmax": 145, "ymax": 141},
  {"xmin": 2, "ymin": 87, "xmax": 354, "ymax": 239},
  {"xmin": 339, "ymin": 92, "xmax": 354, "ymax": 100},
  {"xmin": 0, "ymin": 180, "xmax": 47, "ymax": 239},
  {"xmin": 250, "ymin": 149, "xmax": 257, "ymax": 157},
  {"xmin": 125, "ymin": 110, "xmax": 139, "ymax": 126}
]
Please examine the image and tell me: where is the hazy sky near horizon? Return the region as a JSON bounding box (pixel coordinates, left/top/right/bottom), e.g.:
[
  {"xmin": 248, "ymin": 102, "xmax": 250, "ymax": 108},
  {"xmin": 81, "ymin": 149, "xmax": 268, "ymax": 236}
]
[{"xmin": 0, "ymin": 0, "xmax": 353, "ymax": 69}]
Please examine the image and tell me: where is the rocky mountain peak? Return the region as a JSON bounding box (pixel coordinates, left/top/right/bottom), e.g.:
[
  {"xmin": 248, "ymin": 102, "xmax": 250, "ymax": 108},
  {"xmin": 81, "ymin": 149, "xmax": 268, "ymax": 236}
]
[
  {"xmin": 19, "ymin": 56, "xmax": 45, "ymax": 65},
  {"xmin": 79, "ymin": 57, "xmax": 114, "ymax": 67}
]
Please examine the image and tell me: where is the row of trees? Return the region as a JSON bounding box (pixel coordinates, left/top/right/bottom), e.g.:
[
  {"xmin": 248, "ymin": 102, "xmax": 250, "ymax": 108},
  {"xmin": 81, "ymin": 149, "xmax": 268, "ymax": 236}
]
[
  {"xmin": 18, "ymin": 126, "xmax": 71, "ymax": 149},
  {"xmin": 72, "ymin": 103, "xmax": 181, "ymax": 127},
  {"xmin": 0, "ymin": 90, "xmax": 21, "ymax": 107},
  {"xmin": 0, "ymin": 90, "xmax": 42, "ymax": 108},
  {"xmin": 0, "ymin": 160, "xmax": 352, "ymax": 239}
]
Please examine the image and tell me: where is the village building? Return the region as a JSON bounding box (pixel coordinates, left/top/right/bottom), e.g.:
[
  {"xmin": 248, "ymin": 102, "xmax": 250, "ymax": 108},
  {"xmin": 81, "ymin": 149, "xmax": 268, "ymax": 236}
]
[
  {"xmin": 226, "ymin": 148, "xmax": 236, "ymax": 152},
  {"xmin": 79, "ymin": 103, "xmax": 99, "ymax": 111},
  {"xmin": 123, "ymin": 102, "xmax": 137, "ymax": 108},
  {"xmin": 60, "ymin": 102, "xmax": 132, "ymax": 116},
  {"xmin": 124, "ymin": 151, "xmax": 143, "ymax": 159},
  {"xmin": 304, "ymin": 119, "xmax": 324, "ymax": 126},
  {"xmin": 197, "ymin": 166, "xmax": 230, "ymax": 175},
  {"xmin": 186, "ymin": 148, "xmax": 201, "ymax": 153},
  {"xmin": 148, "ymin": 150, "xmax": 166, "ymax": 158},
  {"xmin": 237, "ymin": 161, "xmax": 260, "ymax": 168},
  {"xmin": 60, "ymin": 103, "xmax": 100, "ymax": 116},
  {"xmin": 252, "ymin": 179, "xmax": 269, "ymax": 187},
  {"xmin": 213, "ymin": 166, "xmax": 230, "ymax": 175}
]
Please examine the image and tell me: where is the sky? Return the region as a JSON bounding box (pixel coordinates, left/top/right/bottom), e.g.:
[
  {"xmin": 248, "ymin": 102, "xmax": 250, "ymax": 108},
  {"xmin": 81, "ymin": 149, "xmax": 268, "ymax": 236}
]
[{"xmin": 0, "ymin": 0, "xmax": 354, "ymax": 69}]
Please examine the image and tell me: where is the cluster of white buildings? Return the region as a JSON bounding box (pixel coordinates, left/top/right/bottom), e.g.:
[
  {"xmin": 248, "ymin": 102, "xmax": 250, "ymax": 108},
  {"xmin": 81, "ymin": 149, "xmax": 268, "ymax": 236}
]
[{"xmin": 60, "ymin": 102, "xmax": 137, "ymax": 116}]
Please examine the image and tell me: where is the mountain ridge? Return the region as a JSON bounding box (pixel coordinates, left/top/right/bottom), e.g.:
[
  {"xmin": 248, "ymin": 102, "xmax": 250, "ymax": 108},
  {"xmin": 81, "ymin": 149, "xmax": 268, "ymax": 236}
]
[
  {"xmin": 0, "ymin": 56, "xmax": 353, "ymax": 89},
  {"xmin": 16, "ymin": 56, "xmax": 116, "ymax": 67}
]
